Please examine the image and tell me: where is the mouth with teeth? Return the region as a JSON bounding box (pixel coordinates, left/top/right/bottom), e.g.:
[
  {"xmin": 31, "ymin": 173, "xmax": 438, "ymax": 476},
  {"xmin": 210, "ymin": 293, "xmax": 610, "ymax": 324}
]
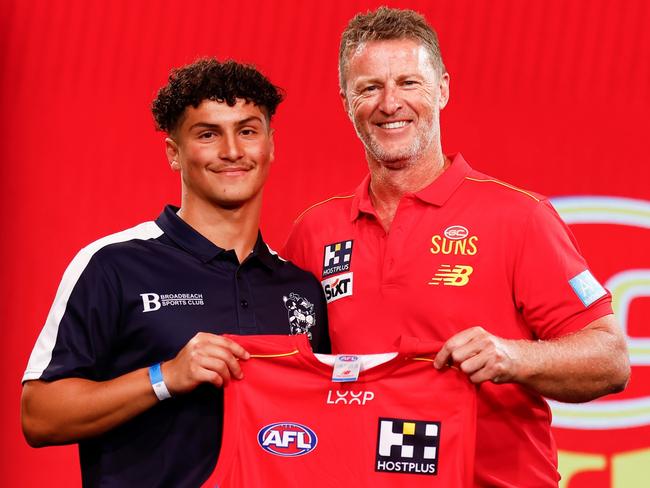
[{"xmin": 376, "ymin": 120, "xmax": 411, "ymax": 129}]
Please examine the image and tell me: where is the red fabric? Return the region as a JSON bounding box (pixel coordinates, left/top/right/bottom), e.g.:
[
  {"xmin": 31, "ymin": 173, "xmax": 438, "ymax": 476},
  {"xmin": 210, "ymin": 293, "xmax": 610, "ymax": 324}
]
[
  {"xmin": 282, "ymin": 153, "xmax": 613, "ymax": 487},
  {"xmin": 202, "ymin": 334, "xmax": 476, "ymax": 487}
]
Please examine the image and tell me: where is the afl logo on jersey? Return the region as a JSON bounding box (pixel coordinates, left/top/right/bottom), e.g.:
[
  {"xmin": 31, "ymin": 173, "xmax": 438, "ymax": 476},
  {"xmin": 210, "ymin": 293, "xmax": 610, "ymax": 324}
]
[
  {"xmin": 258, "ymin": 422, "xmax": 318, "ymax": 457},
  {"xmin": 337, "ymin": 355, "xmax": 358, "ymax": 362}
]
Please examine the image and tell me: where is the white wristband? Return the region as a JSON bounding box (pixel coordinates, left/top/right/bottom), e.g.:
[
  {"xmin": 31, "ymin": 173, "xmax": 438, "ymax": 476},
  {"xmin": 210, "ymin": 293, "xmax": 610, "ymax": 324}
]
[{"xmin": 148, "ymin": 362, "xmax": 172, "ymax": 401}]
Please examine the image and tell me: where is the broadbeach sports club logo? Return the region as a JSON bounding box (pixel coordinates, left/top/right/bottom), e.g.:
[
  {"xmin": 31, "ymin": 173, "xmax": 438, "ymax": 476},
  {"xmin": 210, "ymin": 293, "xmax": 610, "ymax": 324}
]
[
  {"xmin": 140, "ymin": 292, "xmax": 204, "ymax": 312},
  {"xmin": 258, "ymin": 422, "xmax": 318, "ymax": 457},
  {"xmin": 547, "ymin": 196, "xmax": 650, "ymax": 487}
]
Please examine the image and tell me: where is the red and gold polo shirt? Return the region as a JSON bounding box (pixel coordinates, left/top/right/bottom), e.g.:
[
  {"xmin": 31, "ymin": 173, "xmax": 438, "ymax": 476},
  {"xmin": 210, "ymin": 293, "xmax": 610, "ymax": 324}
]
[{"xmin": 282, "ymin": 153, "xmax": 612, "ymax": 487}]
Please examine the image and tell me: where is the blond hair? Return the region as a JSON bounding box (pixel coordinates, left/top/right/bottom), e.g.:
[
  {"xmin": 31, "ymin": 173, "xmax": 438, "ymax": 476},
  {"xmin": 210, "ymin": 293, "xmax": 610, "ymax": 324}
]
[{"xmin": 339, "ymin": 6, "xmax": 446, "ymax": 91}]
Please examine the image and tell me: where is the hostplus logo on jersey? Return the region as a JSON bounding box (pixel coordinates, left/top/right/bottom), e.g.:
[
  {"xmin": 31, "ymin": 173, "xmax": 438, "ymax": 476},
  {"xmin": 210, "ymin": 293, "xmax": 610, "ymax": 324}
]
[
  {"xmin": 322, "ymin": 240, "xmax": 353, "ymax": 277},
  {"xmin": 258, "ymin": 422, "xmax": 318, "ymax": 457},
  {"xmin": 140, "ymin": 292, "xmax": 205, "ymax": 312},
  {"xmin": 375, "ymin": 418, "xmax": 441, "ymax": 476}
]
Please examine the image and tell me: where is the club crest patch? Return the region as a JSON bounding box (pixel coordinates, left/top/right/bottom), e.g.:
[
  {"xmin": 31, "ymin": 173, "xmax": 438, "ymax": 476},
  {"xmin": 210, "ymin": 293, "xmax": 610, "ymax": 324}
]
[
  {"xmin": 322, "ymin": 240, "xmax": 353, "ymax": 277},
  {"xmin": 283, "ymin": 293, "xmax": 316, "ymax": 339}
]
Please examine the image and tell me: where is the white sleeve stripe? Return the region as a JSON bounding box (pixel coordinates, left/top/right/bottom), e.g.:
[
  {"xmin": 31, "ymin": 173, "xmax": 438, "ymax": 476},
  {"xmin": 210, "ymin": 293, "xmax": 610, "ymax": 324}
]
[
  {"xmin": 266, "ymin": 244, "xmax": 287, "ymax": 262},
  {"xmin": 22, "ymin": 221, "xmax": 164, "ymax": 383}
]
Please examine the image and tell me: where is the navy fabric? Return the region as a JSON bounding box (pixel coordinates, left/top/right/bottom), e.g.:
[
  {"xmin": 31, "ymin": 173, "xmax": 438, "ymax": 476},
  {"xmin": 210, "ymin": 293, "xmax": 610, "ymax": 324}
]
[{"xmin": 38, "ymin": 205, "xmax": 329, "ymax": 487}]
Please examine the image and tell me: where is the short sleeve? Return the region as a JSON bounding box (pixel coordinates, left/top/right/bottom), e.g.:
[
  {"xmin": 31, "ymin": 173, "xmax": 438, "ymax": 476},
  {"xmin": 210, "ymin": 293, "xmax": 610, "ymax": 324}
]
[
  {"xmin": 23, "ymin": 250, "xmax": 120, "ymax": 382},
  {"xmin": 513, "ymin": 200, "xmax": 612, "ymax": 339}
]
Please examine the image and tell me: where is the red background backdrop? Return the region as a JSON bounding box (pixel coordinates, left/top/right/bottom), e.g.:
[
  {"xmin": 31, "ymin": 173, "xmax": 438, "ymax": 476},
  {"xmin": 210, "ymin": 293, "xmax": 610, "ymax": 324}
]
[{"xmin": 2, "ymin": 0, "xmax": 648, "ymax": 486}]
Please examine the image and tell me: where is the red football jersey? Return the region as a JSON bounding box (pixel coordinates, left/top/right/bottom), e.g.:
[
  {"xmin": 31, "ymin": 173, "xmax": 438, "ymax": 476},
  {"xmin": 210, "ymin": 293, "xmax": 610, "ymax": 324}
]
[{"xmin": 202, "ymin": 334, "xmax": 476, "ymax": 487}]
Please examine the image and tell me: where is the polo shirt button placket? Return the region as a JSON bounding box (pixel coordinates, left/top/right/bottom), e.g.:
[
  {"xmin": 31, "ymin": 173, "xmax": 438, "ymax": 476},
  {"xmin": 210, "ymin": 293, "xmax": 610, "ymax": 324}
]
[
  {"xmin": 235, "ymin": 267, "xmax": 256, "ymax": 334},
  {"xmin": 386, "ymin": 225, "xmax": 404, "ymax": 272}
]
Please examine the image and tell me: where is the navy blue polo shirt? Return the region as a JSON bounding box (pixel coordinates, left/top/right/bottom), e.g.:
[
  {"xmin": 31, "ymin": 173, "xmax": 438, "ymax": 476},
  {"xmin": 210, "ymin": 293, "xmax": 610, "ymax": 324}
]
[{"xmin": 23, "ymin": 205, "xmax": 329, "ymax": 487}]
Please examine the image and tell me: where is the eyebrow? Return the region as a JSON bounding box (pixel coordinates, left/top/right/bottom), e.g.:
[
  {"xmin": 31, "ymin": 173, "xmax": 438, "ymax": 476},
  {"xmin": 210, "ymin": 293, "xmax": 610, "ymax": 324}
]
[{"xmin": 188, "ymin": 116, "xmax": 264, "ymax": 132}]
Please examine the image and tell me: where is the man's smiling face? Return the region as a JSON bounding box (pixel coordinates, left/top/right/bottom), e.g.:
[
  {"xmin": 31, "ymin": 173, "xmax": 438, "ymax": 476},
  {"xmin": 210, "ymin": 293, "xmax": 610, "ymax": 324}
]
[{"xmin": 342, "ymin": 38, "xmax": 449, "ymax": 168}]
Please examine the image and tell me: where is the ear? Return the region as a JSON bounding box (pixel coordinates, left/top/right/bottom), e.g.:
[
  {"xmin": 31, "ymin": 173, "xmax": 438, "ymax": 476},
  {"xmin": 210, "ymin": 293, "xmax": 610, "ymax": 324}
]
[
  {"xmin": 340, "ymin": 90, "xmax": 353, "ymax": 121},
  {"xmin": 439, "ymin": 72, "xmax": 450, "ymax": 110},
  {"xmin": 165, "ymin": 137, "xmax": 181, "ymax": 171},
  {"xmin": 269, "ymin": 128, "xmax": 275, "ymax": 164}
]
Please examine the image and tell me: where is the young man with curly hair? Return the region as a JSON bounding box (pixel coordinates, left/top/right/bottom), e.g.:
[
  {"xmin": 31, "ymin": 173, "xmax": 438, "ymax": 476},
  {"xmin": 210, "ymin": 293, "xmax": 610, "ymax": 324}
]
[{"xmin": 21, "ymin": 58, "xmax": 329, "ymax": 487}]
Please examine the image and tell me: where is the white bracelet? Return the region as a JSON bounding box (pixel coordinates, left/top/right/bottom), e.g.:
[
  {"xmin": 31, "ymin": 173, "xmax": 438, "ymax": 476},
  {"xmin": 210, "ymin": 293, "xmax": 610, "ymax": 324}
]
[{"xmin": 148, "ymin": 362, "xmax": 172, "ymax": 401}]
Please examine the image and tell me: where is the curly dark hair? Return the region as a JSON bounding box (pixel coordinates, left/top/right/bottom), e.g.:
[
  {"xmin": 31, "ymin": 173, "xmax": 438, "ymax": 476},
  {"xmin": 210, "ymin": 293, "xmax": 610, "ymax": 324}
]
[{"xmin": 151, "ymin": 58, "xmax": 284, "ymax": 133}]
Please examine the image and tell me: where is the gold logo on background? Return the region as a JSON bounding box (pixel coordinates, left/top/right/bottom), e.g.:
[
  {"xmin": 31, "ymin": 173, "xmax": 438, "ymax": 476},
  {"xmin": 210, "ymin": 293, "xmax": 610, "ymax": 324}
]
[{"xmin": 428, "ymin": 265, "xmax": 473, "ymax": 286}]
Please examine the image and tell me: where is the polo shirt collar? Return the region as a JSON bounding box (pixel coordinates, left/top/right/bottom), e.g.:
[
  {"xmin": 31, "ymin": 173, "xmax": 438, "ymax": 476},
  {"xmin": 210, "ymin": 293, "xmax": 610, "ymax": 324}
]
[
  {"xmin": 350, "ymin": 153, "xmax": 472, "ymax": 220},
  {"xmin": 155, "ymin": 205, "xmax": 276, "ymax": 270}
]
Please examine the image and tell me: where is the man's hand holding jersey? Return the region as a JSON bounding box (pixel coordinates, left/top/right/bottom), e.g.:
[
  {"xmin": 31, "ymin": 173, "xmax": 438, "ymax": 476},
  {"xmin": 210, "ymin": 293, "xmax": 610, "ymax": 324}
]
[
  {"xmin": 434, "ymin": 316, "xmax": 629, "ymax": 403},
  {"xmin": 162, "ymin": 333, "xmax": 250, "ymax": 393}
]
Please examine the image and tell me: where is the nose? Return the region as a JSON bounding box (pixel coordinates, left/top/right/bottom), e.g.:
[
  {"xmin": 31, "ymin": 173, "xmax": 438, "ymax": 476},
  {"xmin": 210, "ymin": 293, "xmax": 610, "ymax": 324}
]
[
  {"xmin": 218, "ymin": 132, "xmax": 244, "ymax": 162},
  {"xmin": 378, "ymin": 83, "xmax": 402, "ymax": 115}
]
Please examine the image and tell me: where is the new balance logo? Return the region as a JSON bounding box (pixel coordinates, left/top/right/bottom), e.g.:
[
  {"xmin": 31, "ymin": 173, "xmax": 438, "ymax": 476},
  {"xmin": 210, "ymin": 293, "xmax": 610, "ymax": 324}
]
[{"xmin": 428, "ymin": 265, "xmax": 473, "ymax": 286}]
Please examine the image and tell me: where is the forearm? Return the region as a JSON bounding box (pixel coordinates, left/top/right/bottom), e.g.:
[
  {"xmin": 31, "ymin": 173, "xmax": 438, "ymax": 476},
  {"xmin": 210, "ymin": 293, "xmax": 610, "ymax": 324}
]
[
  {"xmin": 509, "ymin": 315, "xmax": 630, "ymax": 402},
  {"xmin": 21, "ymin": 367, "xmax": 158, "ymax": 447},
  {"xmin": 21, "ymin": 333, "xmax": 249, "ymax": 447}
]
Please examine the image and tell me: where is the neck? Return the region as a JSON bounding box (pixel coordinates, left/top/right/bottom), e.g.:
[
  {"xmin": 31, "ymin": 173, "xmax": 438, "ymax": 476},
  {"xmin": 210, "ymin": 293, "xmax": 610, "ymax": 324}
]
[
  {"xmin": 368, "ymin": 151, "xmax": 449, "ymax": 232},
  {"xmin": 178, "ymin": 196, "xmax": 262, "ymax": 263}
]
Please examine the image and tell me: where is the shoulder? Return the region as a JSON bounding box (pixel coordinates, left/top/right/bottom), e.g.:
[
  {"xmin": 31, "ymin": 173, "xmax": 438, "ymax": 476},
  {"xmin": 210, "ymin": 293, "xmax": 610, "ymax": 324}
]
[
  {"xmin": 267, "ymin": 243, "xmax": 320, "ymax": 282},
  {"xmin": 462, "ymin": 169, "xmax": 546, "ymax": 205},
  {"xmin": 67, "ymin": 220, "xmax": 164, "ymax": 276},
  {"xmin": 292, "ymin": 193, "xmax": 356, "ymax": 226},
  {"xmin": 459, "ymin": 168, "xmax": 552, "ymax": 222}
]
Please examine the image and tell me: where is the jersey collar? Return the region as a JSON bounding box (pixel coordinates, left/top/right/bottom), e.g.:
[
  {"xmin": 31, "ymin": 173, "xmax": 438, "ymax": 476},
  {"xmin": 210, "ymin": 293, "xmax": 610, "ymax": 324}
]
[
  {"xmin": 350, "ymin": 153, "xmax": 472, "ymax": 221},
  {"xmin": 156, "ymin": 205, "xmax": 277, "ymax": 270}
]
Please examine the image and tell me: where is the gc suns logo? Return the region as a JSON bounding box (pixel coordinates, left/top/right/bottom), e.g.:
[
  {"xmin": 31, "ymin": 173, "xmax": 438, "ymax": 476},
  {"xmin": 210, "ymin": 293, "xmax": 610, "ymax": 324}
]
[{"xmin": 258, "ymin": 422, "xmax": 318, "ymax": 457}]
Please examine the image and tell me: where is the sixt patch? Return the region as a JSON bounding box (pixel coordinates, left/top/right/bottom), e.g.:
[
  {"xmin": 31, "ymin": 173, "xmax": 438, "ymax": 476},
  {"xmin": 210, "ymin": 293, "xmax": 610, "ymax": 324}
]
[{"xmin": 321, "ymin": 272, "xmax": 353, "ymax": 303}]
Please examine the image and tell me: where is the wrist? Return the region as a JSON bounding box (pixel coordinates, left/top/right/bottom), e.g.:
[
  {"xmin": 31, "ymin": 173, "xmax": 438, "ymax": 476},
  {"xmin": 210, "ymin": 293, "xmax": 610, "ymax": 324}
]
[{"xmin": 148, "ymin": 362, "xmax": 172, "ymax": 401}]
